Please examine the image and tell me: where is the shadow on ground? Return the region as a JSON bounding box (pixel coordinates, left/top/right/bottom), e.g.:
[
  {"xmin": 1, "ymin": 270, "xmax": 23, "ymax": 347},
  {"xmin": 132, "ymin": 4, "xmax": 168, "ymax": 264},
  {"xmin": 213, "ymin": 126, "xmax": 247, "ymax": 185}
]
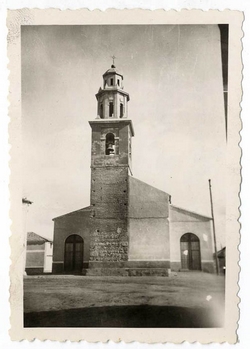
[{"xmin": 24, "ymin": 304, "xmax": 223, "ymax": 328}]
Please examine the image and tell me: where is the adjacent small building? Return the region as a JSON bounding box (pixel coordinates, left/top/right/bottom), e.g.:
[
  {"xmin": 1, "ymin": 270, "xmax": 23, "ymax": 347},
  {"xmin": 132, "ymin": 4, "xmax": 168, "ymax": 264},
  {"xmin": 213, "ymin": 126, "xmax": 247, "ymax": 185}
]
[
  {"xmin": 216, "ymin": 246, "xmax": 226, "ymax": 275},
  {"xmin": 169, "ymin": 205, "xmax": 214, "ymax": 273},
  {"xmin": 26, "ymin": 232, "xmax": 53, "ymax": 275}
]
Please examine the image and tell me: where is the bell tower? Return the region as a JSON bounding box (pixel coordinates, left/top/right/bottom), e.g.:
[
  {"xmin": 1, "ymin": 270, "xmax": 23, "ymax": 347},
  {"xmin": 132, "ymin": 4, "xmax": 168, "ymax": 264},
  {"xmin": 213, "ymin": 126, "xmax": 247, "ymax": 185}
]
[
  {"xmin": 89, "ymin": 63, "xmax": 134, "ymax": 172},
  {"xmin": 87, "ymin": 63, "xmax": 134, "ymax": 274}
]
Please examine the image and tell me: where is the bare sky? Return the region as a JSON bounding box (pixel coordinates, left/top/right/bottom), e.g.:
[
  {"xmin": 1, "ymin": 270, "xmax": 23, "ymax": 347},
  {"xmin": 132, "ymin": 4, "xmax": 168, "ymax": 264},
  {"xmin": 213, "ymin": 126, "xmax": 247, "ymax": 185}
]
[{"xmin": 22, "ymin": 25, "xmax": 226, "ymax": 247}]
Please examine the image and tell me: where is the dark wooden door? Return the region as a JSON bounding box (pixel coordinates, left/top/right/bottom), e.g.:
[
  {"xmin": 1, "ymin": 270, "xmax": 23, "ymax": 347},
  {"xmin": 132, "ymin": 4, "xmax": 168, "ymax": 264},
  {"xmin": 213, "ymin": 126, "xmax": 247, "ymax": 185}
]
[
  {"xmin": 64, "ymin": 235, "xmax": 83, "ymax": 273},
  {"xmin": 180, "ymin": 233, "xmax": 201, "ymax": 270}
]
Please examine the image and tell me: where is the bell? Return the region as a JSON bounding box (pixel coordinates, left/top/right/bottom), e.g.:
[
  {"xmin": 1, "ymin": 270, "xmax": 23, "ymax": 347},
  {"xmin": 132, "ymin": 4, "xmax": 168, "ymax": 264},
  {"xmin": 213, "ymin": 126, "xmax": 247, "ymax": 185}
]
[{"xmin": 107, "ymin": 143, "xmax": 114, "ymax": 152}]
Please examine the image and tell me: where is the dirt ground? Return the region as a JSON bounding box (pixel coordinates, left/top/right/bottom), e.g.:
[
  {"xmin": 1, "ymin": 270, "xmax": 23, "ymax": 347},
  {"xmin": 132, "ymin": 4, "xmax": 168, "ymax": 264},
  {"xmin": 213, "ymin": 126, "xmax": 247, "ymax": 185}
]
[{"xmin": 24, "ymin": 272, "xmax": 225, "ymax": 328}]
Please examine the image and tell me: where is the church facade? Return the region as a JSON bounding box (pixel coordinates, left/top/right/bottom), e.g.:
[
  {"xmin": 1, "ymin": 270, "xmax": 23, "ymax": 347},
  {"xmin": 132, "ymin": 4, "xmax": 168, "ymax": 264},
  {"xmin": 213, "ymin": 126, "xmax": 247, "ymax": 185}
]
[{"xmin": 52, "ymin": 65, "xmax": 215, "ymax": 276}]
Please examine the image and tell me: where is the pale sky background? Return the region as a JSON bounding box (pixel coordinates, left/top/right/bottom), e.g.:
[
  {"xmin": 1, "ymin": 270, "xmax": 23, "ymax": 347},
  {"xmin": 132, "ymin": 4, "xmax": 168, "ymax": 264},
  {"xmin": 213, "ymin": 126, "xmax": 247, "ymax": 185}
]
[{"xmin": 22, "ymin": 25, "xmax": 226, "ymax": 248}]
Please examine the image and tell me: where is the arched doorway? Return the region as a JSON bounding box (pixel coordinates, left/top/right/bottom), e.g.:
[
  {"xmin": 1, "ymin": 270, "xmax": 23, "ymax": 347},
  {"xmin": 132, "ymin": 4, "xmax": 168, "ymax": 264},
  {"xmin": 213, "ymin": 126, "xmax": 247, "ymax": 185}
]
[
  {"xmin": 180, "ymin": 233, "xmax": 201, "ymax": 270},
  {"xmin": 64, "ymin": 235, "xmax": 83, "ymax": 273}
]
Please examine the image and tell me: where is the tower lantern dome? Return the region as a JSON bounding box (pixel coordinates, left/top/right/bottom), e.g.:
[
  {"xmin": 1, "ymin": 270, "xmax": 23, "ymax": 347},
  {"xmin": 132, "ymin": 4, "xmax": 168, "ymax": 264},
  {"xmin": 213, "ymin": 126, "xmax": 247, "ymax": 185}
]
[
  {"xmin": 102, "ymin": 65, "xmax": 124, "ymax": 90},
  {"xmin": 96, "ymin": 64, "xmax": 130, "ymax": 119}
]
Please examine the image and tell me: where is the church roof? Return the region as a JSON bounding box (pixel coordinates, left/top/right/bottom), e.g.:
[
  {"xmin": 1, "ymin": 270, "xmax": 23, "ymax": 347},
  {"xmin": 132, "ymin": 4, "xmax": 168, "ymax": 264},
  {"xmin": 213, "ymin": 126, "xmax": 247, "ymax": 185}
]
[
  {"xmin": 27, "ymin": 232, "xmax": 52, "ymax": 245},
  {"xmin": 128, "ymin": 176, "xmax": 170, "ymax": 219},
  {"xmin": 52, "ymin": 205, "xmax": 92, "ymax": 220},
  {"xmin": 170, "ymin": 205, "xmax": 212, "ymax": 220}
]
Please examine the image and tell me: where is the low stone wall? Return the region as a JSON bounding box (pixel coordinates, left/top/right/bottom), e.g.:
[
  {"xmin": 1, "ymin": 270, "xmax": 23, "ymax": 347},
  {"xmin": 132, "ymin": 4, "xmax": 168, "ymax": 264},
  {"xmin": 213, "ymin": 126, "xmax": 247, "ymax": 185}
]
[
  {"xmin": 84, "ymin": 260, "xmax": 171, "ymax": 276},
  {"xmin": 85, "ymin": 268, "xmax": 170, "ymax": 277},
  {"xmin": 25, "ymin": 267, "xmax": 44, "ymax": 275}
]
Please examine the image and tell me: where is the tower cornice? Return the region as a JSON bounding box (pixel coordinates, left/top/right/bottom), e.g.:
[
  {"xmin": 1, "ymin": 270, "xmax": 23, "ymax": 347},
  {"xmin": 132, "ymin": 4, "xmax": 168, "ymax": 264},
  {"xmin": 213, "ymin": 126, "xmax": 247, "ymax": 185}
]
[
  {"xmin": 95, "ymin": 88, "xmax": 130, "ymax": 102},
  {"xmin": 89, "ymin": 119, "xmax": 135, "ymax": 137}
]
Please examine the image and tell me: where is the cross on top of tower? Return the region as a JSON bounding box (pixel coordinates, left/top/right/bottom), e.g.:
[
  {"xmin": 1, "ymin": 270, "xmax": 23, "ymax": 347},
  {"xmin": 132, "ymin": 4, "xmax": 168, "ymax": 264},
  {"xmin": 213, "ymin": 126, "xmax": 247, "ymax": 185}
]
[{"xmin": 111, "ymin": 55, "xmax": 116, "ymax": 68}]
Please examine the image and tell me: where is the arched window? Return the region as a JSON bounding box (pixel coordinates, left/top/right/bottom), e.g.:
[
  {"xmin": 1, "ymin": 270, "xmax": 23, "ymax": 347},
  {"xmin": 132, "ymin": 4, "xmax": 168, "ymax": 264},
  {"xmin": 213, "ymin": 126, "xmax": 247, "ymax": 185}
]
[
  {"xmin": 100, "ymin": 104, "xmax": 103, "ymax": 119},
  {"xmin": 120, "ymin": 103, "xmax": 124, "ymax": 118},
  {"xmin": 105, "ymin": 133, "xmax": 115, "ymax": 155},
  {"xmin": 109, "ymin": 102, "xmax": 114, "ymax": 117}
]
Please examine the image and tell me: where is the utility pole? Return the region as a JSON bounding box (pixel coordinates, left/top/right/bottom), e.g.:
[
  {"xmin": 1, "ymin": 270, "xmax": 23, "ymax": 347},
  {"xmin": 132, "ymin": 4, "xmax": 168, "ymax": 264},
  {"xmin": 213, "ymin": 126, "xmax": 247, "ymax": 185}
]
[{"xmin": 208, "ymin": 179, "xmax": 219, "ymax": 275}]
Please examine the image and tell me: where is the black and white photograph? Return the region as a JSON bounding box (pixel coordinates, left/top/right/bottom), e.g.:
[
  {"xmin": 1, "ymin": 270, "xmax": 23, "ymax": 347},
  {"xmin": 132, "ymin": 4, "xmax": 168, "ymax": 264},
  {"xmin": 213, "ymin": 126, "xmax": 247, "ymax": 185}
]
[
  {"xmin": 22, "ymin": 23, "xmax": 227, "ymax": 328},
  {"xmin": 6, "ymin": 8, "xmax": 243, "ymax": 344}
]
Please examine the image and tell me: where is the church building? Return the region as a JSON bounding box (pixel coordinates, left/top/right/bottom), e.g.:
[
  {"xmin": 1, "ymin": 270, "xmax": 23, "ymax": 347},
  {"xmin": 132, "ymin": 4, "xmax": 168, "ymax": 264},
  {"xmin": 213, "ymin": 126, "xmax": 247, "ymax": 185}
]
[{"xmin": 52, "ymin": 64, "xmax": 215, "ymax": 276}]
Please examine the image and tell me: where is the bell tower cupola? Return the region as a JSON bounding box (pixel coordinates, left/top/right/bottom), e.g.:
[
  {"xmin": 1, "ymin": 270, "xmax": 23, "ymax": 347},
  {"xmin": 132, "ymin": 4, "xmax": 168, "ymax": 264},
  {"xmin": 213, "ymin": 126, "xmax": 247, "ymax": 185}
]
[
  {"xmin": 96, "ymin": 62, "xmax": 130, "ymax": 119},
  {"xmin": 89, "ymin": 61, "xmax": 134, "ymax": 174}
]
